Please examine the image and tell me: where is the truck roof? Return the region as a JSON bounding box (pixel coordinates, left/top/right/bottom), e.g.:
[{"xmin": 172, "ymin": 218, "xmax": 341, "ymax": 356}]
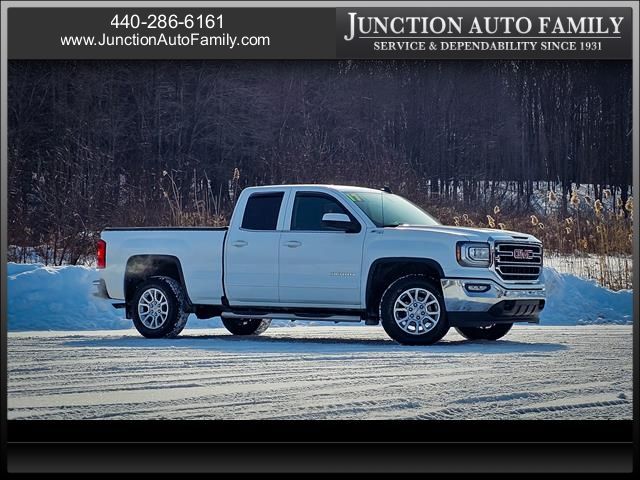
[{"xmin": 244, "ymin": 184, "xmax": 386, "ymax": 194}]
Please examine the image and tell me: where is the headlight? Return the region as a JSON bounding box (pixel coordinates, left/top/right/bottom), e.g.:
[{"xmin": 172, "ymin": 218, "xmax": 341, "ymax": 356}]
[{"xmin": 456, "ymin": 242, "xmax": 492, "ymax": 267}]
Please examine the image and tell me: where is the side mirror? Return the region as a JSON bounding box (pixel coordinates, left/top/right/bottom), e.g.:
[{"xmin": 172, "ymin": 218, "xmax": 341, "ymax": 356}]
[{"xmin": 321, "ymin": 213, "xmax": 360, "ymax": 233}]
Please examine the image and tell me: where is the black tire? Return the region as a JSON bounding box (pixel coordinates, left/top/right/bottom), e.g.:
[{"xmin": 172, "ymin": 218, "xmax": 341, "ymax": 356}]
[
  {"xmin": 379, "ymin": 274, "xmax": 449, "ymax": 345},
  {"xmin": 455, "ymin": 323, "xmax": 513, "ymax": 341},
  {"xmin": 221, "ymin": 318, "xmax": 272, "ymax": 336},
  {"xmin": 131, "ymin": 276, "xmax": 189, "ymax": 339}
]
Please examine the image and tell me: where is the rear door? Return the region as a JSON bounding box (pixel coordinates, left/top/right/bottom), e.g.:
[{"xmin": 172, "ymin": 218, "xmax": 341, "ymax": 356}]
[
  {"xmin": 278, "ymin": 191, "xmax": 366, "ymax": 307},
  {"xmin": 224, "ymin": 191, "xmax": 287, "ymax": 305}
]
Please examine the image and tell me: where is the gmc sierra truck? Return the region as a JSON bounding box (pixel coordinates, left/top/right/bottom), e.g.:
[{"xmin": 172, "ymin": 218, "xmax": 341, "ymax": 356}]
[{"xmin": 95, "ymin": 184, "xmax": 545, "ymax": 345}]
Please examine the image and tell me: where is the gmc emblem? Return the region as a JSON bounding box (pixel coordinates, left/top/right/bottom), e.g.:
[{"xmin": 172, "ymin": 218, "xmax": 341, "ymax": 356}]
[{"xmin": 513, "ymin": 248, "xmax": 534, "ymax": 260}]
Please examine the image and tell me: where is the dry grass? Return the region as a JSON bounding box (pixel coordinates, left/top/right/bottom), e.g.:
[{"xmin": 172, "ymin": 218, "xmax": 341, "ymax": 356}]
[
  {"xmin": 159, "ymin": 169, "xmax": 228, "ymax": 227},
  {"xmin": 544, "ymin": 252, "xmax": 632, "ymax": 291}
]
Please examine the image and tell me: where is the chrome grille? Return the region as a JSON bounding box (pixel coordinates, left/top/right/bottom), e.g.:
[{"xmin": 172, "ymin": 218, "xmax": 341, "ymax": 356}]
[{"xmin": 494, "ymin": 242, "xmax": 542, "ymax": 281}]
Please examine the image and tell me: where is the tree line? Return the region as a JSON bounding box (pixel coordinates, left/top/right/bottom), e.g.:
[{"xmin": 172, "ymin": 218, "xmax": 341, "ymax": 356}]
[{"xmin": 7, "ymin": 59, "xmax": 632, "ymax": 264}]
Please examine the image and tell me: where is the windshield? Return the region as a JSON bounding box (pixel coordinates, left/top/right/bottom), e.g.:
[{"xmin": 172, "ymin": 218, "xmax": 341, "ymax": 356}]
[{"xmin": 344, "ymin": 192, "xmax": 440, "ymax": 227}]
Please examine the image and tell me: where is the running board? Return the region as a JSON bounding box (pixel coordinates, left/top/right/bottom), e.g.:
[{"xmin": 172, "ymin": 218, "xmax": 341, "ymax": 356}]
[{"xmin": 221, "ymin": 312, "xmax": 362, "ymax": 323}]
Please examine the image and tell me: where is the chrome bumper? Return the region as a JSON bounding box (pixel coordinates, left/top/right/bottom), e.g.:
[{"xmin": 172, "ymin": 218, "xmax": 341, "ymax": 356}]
[{"xmin": 441, "ymin": 278, "xmax": 545, "ymax": 326}]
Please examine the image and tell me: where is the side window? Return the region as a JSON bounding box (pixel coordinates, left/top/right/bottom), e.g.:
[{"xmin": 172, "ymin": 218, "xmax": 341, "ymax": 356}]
[
  {"xmin": 241, "ymin": 192, "xmax": 284, "ymax": 231},
  {"xmin": 291, "ymin": 193, "xmax": 357, "ymax": 231}
]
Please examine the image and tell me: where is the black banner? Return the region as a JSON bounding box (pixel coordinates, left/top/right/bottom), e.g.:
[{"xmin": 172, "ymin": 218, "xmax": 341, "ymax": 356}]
[{"xmin": 7, "ymin": 6, "xmax": 634, "ymax": 60}]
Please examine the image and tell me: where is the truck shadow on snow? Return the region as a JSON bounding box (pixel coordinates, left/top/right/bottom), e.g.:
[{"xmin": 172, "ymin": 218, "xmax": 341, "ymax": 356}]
[{"xmin": 64, "ymin": 333, "xmax": 568, "ymax": 355}]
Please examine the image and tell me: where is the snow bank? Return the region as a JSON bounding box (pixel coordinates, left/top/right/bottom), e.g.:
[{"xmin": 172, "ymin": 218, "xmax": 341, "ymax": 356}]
[
  {"xmin": 6, "ymin": 262, "xmax": 227, "ymax": 331},
  {"xmin": 6, "ymin": 262, "xmax": 633, "ymax": 331},
  {"xmin": 541, "ymin": 268, "xmax": 632, "ymax": 325},
  {"xmin": 7, "ymin": 263, "xmax": 131, "ymax": 331}
]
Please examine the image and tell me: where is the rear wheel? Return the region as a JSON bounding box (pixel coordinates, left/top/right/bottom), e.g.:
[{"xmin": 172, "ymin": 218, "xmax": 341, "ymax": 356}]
[
  {"xmin": 222, "ymin": 318, "xmax": 271, "ymax": 336},
  {"xmin": 455, "ymin": 323, "xmax": 513, "ymax": 341},
  {"xmin": 131, "ymin": 276, "xmax": 189, "ymax": 338},
  {"xmin": 379, "ymin": 274, "xmax": 449, "ymax": 345}
]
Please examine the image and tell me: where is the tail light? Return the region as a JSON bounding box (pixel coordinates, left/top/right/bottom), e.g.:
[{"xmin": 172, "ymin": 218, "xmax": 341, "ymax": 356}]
[{"xmin": 97, "ymin": 239, "xmax": 106, "ymax": 269}]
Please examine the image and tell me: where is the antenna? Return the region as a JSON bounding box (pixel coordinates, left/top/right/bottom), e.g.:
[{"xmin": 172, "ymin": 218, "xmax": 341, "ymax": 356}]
[{"xmin": 380, "ymin": 185, "xmax": 393, "ymax": 194}]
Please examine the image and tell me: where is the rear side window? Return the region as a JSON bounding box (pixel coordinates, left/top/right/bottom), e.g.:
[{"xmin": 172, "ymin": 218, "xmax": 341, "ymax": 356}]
[
  {"xmin": 241, "ymin": 193, "xmax": 284, "ymax": 231},
  {"xmin": 291, "ymin": 193, "xmax": 355, "ymax": 231}
]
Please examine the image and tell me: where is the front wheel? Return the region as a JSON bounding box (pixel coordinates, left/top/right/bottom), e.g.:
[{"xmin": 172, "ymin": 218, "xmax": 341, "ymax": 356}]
[
  {"xmin": 222, "ymin": 318, "xmax": 271, "ymax": 336},
  {"xmin": 379, "ymin": 274, "xmax": 449, "ymax": 345},
  {"xmin": 455, "ymin": 323, "xmax": 513, "ymax": 341}
]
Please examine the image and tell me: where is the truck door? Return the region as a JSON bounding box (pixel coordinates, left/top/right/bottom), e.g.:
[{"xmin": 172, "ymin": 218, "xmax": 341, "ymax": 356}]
[
  {"xmin": 224, "ymin": 191, "xmax": 286, "ymax": 305},
  {"xmin": 278, "ymin": 191, "xmax": 365, "ymax": 307}
]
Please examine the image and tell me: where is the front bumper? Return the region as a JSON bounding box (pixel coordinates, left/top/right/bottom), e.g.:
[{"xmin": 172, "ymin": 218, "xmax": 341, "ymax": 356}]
[{"xmin": 441, "ymin": 278, "xmax": 545, "ymax": 327}]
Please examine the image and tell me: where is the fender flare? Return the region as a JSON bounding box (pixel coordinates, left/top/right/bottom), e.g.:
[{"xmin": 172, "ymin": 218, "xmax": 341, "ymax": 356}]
[
  {"xmin": 365, "ymin": 257, "xmax": 445, "ymax": 316},
  {"xmin": 124, "ymin": 254, "xmax": 192, "ymax": 308}
]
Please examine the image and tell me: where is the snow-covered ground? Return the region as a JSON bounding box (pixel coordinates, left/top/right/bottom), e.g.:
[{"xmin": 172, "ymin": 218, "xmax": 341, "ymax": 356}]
[{"xmin": 7, "ymin": 325, "xmax": 632, "ymax": 420}]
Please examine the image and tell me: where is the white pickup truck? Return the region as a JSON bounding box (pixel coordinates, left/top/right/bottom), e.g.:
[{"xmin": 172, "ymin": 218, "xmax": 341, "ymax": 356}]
[{"xmin": 95, "ymin": 184, "xmax": 545, "ymax": 345}]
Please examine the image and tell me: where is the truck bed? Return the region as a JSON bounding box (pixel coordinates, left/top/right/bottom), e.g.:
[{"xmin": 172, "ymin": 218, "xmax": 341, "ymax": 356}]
[
  {"xmin": 101, "ymin": 227, "xmax": 226, "ymax": 304},
  {"xmin": 103, "ymin": 226, "xmax": 228, "ymax": 231}
]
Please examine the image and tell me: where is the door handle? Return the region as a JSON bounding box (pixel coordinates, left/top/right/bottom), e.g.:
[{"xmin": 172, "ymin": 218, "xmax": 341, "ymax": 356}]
[
  {"xmin": 283, "ymin": 240, "xmax": 302, "ymax": 248},
  {"xmin": 232, "ymin": 240, "xmax": 248, "ymax": 247}
]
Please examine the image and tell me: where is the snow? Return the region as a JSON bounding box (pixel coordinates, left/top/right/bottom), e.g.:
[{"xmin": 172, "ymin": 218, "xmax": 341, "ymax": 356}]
[
  {"xmin": 6, "ymin": 326, "xmax": 632, "ymax": 419},
  {"xmin": 541, "ymin": 268, "xmax": 633, "ymax": 325},
  {"xmin": 6, "ymin": 262, "xmax": 632, "ymax": 331},
  {"xmin": 7, "ymin": 262, "xmax": 130, "ymax": 331}
]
